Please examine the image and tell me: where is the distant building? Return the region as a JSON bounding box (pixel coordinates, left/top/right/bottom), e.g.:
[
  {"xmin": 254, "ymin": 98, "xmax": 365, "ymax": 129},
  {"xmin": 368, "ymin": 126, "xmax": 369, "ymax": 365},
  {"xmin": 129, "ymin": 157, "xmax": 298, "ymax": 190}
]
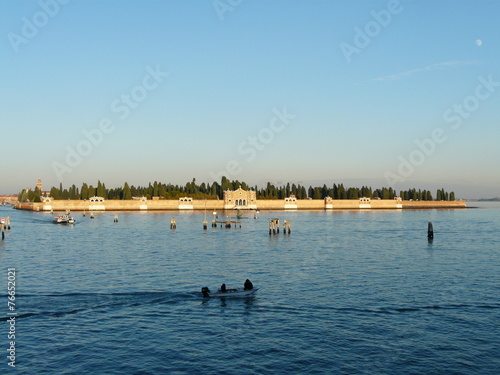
[
  {"xmin": 178, "ymin": 197, "xmax": 193, "ymax": 210},
  {"xmin": 284, "ymin": 195, "xmax": 297, "ymax": 210},
  {"xmin": 0, "ymin": 195, "xmax": 18, "ymax": 204},
  {"xmin": 223, "ymin": 187, "xmax": 257, "ymax": 209}
]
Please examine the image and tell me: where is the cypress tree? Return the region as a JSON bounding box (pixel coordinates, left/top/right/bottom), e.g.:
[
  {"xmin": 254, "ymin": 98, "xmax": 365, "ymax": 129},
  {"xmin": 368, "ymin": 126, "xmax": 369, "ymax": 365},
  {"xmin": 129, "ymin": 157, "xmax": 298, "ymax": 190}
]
[
  {"xmin": 20, "ymin": 190, "xmax": 29, "ymax": 202},
  {"xmin": 123, "ymin": 182, "xmax": 132, "ymax": 200},
  {"xmin": 70, "ymin": 184, "xmax": 77, "ymax": 200},
  {"xmin": 382, "ymin": 188, "xmax": 390, "ymax": 200},
  {"xmin": 314, "ymin": 187, "xmax": 322, "ymax": 199},
  {"xmin": 300, "ymin": 186, "xmax": 307, "ymax": 199},
  {"xmin": 97, "ymin": 181, "xmax": 106, "ymax": 198},
  {"xmin": 50, "ymin": 187, "xmax": 60, "ymax": 200},
  {"xmin": 33, "ymin": 187, "xmax": 42, "ymax": 202},
  {"xmin": 81, "ymin": 183, "xmax": 89, "ymax": 200}
]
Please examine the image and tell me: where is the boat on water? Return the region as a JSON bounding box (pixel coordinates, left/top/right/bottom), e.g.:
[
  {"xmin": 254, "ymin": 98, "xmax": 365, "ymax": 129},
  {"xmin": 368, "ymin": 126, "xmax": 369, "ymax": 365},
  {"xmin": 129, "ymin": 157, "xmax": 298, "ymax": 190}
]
[
  {"xmin": 201, "ymin": 286, "xmax": 259, "ymax": 298},
  {"xmin": 53, "ymin": 214, "xmax": 76, "ymax": 224}
]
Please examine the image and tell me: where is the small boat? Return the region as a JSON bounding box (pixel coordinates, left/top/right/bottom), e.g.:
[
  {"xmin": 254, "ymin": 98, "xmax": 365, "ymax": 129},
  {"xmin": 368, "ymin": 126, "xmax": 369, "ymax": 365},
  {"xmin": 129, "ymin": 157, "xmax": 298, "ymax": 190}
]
[
  {"xmin": 53, "ymin": 214, "xmax": 75, "ymax": 224},
  {"xmin": 201, "ymin": 286, "xmax": 259, "ymax": 298}
]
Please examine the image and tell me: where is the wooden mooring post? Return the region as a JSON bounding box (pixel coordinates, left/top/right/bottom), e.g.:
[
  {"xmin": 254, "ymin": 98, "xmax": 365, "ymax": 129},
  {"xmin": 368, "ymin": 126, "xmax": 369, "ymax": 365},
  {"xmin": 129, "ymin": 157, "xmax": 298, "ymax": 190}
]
[
  {"xmin": 114, "ymin": 214, "xmax": 119, "ymax": 223},
  {"xmin": 269, "ymin": 218, "xmax": 280, "ymax": 235},
  {"xmin": 203, "ymin": 220, "xmax": 207, "ymax": 230},
  {"xmin": 283, "ymin": 220, "xmax": 291, "ymax": 234},
  {"xmin": 6, "ymin": 216, "xmax": 11, "ymax": 230},
  {"xmin": 1, "ymin": 222, "xmax": 4, "ymax": 240},
  {"xmin": 170, "ymin": 217, "xmax": 176, "ymax": 229},
  {"xmin": 427, "ymin": 222, "xmax": 434, "ymax": 239}
]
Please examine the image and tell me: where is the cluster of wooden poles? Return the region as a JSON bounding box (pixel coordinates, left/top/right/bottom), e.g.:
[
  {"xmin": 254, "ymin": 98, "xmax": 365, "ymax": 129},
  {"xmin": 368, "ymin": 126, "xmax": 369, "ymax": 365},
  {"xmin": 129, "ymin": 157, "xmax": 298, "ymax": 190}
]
[
  {"xmin": 269, "ymin": 218, "xmax": 291, "ymax": 235},
  {"xmin": 169, "ymin": 217, "xmax": 241, "ymax": 230}
]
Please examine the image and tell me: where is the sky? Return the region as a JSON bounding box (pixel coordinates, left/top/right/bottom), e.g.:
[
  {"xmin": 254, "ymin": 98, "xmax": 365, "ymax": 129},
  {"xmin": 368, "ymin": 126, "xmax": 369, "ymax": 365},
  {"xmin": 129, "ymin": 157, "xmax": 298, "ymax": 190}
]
[{"xmin": 1, "ymin": 0, "xmax": 499, "ymax": 198}]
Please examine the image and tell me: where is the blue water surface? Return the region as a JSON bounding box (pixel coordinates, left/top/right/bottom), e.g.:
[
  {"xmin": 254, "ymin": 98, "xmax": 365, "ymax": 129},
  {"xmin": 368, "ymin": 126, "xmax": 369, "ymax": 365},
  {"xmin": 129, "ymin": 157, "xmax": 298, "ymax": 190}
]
[{"xmin": 1, "ymin": 203, "xmax": 499, "ymax": 374}]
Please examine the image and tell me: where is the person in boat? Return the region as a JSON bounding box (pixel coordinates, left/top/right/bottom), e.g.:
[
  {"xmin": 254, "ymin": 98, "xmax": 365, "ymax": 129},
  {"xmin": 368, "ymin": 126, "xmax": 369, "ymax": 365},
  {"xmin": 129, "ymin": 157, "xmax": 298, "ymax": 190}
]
[
  {"xmin": 220, "ymin": 283, "xmax": 227, "ymax": 293},
  {"xmin": 244, "ymin": 279, "xmax": 253, "ymax": 290}
]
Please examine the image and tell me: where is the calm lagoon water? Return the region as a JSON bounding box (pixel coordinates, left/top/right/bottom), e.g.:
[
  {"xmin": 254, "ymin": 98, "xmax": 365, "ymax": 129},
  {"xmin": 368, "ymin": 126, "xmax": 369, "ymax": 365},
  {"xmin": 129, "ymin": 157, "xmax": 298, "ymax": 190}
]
[{"xmin": 1, "ymin": 203, "xmax": 499, "ymax": 374}]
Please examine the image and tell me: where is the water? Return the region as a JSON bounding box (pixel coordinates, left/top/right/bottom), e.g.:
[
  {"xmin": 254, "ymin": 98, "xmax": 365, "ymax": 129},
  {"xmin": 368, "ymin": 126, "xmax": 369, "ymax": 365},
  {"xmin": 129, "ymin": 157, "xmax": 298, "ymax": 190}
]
[{"xmin": 1, "ymin": 204, "xmax": 499, "ymax": 374}]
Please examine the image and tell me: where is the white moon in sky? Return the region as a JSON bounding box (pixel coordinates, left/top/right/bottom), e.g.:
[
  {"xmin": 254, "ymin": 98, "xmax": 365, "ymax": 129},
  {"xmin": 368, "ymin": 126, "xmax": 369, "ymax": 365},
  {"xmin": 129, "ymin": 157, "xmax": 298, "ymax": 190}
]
[{"xmin": 476, "ymin": 39, "xmax": 482, "ymax": 47}]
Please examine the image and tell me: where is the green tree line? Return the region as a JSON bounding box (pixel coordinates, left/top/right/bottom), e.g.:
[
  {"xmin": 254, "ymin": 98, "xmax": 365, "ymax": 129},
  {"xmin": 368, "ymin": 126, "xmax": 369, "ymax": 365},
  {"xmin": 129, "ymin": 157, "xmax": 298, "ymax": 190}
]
[{"xmin": 18, "ymin": 177, "xmax": 456, "ymax": 202}]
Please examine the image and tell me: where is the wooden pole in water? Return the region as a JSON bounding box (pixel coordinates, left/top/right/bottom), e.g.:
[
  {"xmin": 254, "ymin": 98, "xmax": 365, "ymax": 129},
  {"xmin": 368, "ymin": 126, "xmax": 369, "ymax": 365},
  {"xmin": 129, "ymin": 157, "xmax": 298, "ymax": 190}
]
[
  {"xmin": 6, "ymin": 216, "xmax": 11, "ymax": 230},
  {"xmin": 203, "ymin": 200, "xmax": 207, "ymax": 230},
  {"xmin": 170, "ymin": 217, "xmax": 176, "ymax": 229},
  {"xmin": 283, "ymin": 220, "xmax": 291, "ymax": 234},
  {"xmin": 427, "ymin": 222, "xmax": 434, "ymax": 239},
  {"xmin": 1, "ymin": 223, "xmax": 4, "ymax": 240},
  {"xmin": 114, "ymin": 214, "xmax": 118, "ymax": 223},
  {"xmin": 269, "ymin": 220, "xmax": 276, "ymax": 235}
]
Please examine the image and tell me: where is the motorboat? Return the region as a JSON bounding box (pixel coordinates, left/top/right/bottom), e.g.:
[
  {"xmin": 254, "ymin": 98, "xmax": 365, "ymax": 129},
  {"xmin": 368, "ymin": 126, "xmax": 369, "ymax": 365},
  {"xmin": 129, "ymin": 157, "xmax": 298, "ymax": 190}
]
[
  {"xmin": 201, "ymin": 286, "xmax": 259, "ymax": 298},
  {"xmin": 53, "ymin": 214, "xmax": 75, "ymax": 224}
]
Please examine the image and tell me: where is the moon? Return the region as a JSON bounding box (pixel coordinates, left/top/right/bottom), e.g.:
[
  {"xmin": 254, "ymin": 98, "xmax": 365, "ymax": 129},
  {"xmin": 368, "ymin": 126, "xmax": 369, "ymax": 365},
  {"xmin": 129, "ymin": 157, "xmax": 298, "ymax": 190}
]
[{"xmin": 476, "ymin": 39, "xmax": 483, "ymax": 47}]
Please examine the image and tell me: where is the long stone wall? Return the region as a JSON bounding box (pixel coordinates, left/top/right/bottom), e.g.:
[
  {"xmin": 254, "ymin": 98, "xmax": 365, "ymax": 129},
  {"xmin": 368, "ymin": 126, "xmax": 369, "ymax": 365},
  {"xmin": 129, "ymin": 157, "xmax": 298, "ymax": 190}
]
[{"xmin": 16, "ymin": 198, "xmax": 466, "ymax": 211}]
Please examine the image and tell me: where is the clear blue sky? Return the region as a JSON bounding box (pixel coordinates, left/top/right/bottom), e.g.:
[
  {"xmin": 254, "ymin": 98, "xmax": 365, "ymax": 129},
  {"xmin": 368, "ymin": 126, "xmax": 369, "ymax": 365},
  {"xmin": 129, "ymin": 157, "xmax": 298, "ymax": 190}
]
[{"xmin": 1, "ymin": 0, "xmax": 499, "ymax": 198}]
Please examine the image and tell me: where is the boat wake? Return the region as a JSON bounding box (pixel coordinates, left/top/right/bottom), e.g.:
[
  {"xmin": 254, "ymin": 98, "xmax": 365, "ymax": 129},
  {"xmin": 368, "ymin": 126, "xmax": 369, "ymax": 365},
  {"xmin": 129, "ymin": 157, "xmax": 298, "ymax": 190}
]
[{"xmin": 0, "ymin": 291, "xmax": 200, "ymax": 321}]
